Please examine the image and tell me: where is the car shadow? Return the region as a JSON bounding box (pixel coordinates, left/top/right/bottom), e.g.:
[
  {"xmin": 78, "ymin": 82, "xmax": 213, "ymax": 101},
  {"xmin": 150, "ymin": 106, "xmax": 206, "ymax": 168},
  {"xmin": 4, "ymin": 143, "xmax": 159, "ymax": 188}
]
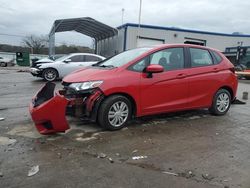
[{"xmin": 129, "ymin": 109, "xmax": 210, "ymax": 127}]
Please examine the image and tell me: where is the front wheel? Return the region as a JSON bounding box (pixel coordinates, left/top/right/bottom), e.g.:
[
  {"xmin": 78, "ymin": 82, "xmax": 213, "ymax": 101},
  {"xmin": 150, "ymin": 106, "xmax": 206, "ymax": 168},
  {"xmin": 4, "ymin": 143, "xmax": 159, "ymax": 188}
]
[
  {"xmin": 42, "ymin": 68, "xmax": 58, "ymax": 81},
  {"xmin": 209, "ymin": 89, "xmax": 231, "ymax": 115},
  {"xmin": 0, "ymin": 62, "xmax": 7, "ymax": 67},
  {"xmin": 98, "ymin": 95, "xmax": 132, "ymax": 130}
]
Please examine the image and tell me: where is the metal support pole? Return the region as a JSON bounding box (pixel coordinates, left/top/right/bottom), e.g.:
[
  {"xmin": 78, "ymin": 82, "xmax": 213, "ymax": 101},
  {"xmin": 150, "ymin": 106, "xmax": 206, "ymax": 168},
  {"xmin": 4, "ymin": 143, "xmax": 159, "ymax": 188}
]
[
  {"xmin": 137, "ymin": 0, "xmax": 142, "ymax": 47},
  {"xmin": 48, "ymin": 32, "xmax": 55, "ymax": 56}
]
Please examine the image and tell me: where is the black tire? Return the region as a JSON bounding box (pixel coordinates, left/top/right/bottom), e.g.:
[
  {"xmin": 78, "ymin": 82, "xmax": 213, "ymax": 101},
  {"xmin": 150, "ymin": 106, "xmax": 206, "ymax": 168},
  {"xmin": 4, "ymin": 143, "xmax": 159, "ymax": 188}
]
[
  {"xmin": 209, "ymin": 89, "xmax": 231, "ymax": 115},
  {"xmin": 0, "ymin": 62, "xmax": 7, "ymax": 67},
  {"xmin": 98, "ymin": 95, "xmax": 132, "ymax": 130},
  {"xmin": 42, "ymin": 68, "xmax": 58, "ymax": 81},
  {"xmin": 244, "ymin": 76, "xmax": 250, "ymax": 80}
]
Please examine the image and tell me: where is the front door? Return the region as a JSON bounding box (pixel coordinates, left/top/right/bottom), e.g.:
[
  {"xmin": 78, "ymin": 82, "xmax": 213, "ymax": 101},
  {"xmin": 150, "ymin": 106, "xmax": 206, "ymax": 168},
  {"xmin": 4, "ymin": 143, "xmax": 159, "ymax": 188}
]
[
  {"xmin": 139, "ymin": 47, "xmax": 189, "ymax": 115},
  {"xmin": 60, "ymin": 55, "xmax": 85, "ymax": 77}
]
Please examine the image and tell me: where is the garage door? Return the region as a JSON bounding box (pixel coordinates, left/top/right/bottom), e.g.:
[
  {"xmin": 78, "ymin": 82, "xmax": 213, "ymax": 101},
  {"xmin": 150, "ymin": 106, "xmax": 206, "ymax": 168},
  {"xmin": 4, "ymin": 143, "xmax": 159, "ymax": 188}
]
[{"xmin": 137, "ymin": 38, "xmax": 164, "ymax": 47}]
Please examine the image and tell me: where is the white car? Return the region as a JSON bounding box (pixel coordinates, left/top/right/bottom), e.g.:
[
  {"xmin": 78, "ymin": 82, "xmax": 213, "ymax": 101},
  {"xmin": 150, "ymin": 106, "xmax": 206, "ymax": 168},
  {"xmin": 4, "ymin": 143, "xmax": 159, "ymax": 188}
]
[
  {"xmin": 0, "ymin": 57, "xmax": 15, "ymax": 67},
  {"xmin": 30, "ymin": 53, "xmax": 105, "ymax": 81}
]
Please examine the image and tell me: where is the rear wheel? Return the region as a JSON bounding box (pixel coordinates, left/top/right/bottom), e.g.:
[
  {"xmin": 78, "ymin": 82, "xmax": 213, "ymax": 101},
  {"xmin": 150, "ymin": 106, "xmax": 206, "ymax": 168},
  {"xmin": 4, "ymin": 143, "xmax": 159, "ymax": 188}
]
[
  {"xmin": 98, "ymin": 95, "xmax": 132, "ymax": 130},
  {"xmin": 42, "ymin": 68, "xmax": 58, "ymax": 81},
  {"xmin": 244, "ymin": 76, "xmax": 250, "ymax": 80},
  {"xmin": 209, "ymin": 89, "xmax": 231, "ymax": 115}
]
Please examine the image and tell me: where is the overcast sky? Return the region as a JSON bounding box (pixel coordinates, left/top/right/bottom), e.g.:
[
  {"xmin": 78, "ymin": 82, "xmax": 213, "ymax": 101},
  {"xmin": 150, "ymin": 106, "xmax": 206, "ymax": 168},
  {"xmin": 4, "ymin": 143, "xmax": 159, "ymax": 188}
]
[{"xmin": 0, "ymin": 0, "xmax": 250, "ymax": 47}]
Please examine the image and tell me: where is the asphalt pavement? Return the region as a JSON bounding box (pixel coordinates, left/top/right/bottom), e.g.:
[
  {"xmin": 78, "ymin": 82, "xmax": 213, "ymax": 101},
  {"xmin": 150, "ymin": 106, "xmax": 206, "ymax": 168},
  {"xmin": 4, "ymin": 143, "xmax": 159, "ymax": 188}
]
[{"xmin": 0, "ymin": 67, "xmax": 250, "ymax": 188}]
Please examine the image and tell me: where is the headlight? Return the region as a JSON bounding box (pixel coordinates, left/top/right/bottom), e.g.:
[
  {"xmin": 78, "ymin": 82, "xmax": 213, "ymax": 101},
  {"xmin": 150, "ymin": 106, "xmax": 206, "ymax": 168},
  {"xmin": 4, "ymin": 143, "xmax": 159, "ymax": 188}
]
[{"xmin": 69, "ymin": 81, "xmax": 103, "ymax": 91}]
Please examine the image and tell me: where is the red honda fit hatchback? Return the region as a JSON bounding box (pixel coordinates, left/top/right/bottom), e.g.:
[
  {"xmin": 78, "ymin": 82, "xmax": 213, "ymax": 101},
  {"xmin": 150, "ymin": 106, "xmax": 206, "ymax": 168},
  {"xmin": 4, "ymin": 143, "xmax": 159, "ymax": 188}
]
[{"xmin": 30, "ymin": 44, "xmax": 238, "ymax": 134}]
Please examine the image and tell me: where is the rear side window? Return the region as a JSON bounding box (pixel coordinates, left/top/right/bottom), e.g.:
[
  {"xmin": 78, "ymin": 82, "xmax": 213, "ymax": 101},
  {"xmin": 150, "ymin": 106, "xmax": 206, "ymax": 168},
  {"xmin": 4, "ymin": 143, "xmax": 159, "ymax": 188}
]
[
  {"xmin": 211, "ymin": 51, "xmax": 222, "ymax": 64},
  {"xmin": 190, "ymin": 48, "xmax": 213, "ymax": 67},
  {"xmin": 85, "ymin": 55, "xmax": 102, "ymax": 62},
  {"xmin": 70, "ymin": 55, "xmax": 84, "ymax": 62}
]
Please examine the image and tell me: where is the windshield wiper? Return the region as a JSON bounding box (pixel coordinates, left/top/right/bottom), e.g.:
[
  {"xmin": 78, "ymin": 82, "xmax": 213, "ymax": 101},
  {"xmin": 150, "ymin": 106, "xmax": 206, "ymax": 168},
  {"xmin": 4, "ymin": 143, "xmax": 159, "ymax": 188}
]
[{"xmin": 92, "ymin": 64, "xmax": 116, "ymax": 68}]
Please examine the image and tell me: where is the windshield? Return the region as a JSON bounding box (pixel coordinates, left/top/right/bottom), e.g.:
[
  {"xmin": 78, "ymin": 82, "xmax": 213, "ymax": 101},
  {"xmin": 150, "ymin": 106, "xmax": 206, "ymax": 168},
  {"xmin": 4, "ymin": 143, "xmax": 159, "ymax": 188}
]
[{"xmin": 95, "ymin": 47, "xmax": 152, "ymax": 68}]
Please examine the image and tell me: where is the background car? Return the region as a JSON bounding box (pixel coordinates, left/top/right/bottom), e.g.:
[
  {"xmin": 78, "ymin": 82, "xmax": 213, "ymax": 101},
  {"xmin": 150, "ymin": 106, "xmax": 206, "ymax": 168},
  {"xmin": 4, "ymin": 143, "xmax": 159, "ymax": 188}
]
[
  {"xmin": 30, "ymin": 44, "xmax": 238, "ymax": 134},
  {"xmin": 0, "ymin": 56, "xmax": 15, "ymax": 67},
  {"xmin": 30, "ymin": 53, "xmax": 105, "ymax": 81}
]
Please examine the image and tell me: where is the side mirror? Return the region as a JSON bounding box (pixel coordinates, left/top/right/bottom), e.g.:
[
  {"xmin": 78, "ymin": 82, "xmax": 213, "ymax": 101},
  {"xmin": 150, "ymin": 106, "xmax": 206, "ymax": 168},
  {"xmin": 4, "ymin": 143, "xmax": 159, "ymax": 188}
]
[
  {"xmin": 64, "ymin": 59, "xmax": 71, "ymax": 63},
  {"xmin": 145, "ymin": 64, "xmax": 164, "ymax": 73},
  {"xmin": 145, "ymin": 64, "xmax": 164, "ymax": 78}
]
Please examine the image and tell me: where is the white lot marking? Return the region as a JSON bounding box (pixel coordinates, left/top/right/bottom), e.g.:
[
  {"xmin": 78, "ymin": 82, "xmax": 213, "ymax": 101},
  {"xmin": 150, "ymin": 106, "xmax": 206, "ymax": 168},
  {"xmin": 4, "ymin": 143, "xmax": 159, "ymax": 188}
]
[
  {"xmin": 7, "ymin": 125, "xmax": 41, "ymax": 139},
  {"xmin": 0, "ymin": 136, "xmax": 17, "ymax": 145}
]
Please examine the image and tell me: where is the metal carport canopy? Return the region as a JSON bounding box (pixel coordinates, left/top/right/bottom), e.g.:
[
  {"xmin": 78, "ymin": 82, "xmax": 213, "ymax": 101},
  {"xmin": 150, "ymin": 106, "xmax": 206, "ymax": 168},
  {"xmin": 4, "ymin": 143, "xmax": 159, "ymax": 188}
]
[{"xmin": 49, "ymin": 17, "xmax": 118, "ymax": 55}]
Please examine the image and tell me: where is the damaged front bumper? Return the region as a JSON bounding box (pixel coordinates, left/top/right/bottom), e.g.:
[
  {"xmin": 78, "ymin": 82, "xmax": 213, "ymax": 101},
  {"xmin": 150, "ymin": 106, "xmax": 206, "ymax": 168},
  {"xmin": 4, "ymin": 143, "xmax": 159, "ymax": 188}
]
[{"xmin": 29, "ymin": 82, "xmax": 104, "ymax": 135}]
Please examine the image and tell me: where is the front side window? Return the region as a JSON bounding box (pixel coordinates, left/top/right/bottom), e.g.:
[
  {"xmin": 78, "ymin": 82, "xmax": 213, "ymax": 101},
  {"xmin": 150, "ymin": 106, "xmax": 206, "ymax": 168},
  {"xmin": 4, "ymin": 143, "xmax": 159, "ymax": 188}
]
[
  {"xmin": 149, "ymin": 48, "xmax": 184, "ymax": 71},
  {"xmin": 190, "ymin": 48, "xmax": 213, "ymax": 67}
]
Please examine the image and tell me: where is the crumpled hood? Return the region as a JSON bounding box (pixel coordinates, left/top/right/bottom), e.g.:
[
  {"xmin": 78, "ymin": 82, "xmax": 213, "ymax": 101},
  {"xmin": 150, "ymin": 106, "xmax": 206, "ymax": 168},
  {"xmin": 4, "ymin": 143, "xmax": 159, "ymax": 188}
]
[{"xmin": 63, "ymin": 67, "xmax": 118, "ymax": 83}]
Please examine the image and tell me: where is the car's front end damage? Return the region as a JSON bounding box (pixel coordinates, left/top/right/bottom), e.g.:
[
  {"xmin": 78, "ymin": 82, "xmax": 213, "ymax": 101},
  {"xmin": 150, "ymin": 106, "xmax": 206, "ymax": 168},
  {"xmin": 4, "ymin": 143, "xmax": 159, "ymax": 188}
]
[
  {"xmin": 30, "ymin": 67, "xmax": 43, "ymax": 77},
  {"xmin": 29, "ymin": 81, "xmax": 104, "ymax": 134}
]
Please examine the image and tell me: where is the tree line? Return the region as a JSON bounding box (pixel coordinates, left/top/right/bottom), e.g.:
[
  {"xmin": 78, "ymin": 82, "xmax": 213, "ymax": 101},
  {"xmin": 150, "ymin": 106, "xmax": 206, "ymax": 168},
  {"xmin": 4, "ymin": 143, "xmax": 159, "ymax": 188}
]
[{"xmin": 0, "ymin": 35, "xmax": 94, "ymax": 54}]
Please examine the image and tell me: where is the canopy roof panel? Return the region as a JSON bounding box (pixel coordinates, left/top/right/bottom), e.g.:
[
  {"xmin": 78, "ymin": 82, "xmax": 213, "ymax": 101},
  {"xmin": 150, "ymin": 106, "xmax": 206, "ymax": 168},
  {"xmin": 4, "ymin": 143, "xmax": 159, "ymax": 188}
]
[{"xmin": 50, "ymin": 17, "xmax": 118, "ymax": 40}]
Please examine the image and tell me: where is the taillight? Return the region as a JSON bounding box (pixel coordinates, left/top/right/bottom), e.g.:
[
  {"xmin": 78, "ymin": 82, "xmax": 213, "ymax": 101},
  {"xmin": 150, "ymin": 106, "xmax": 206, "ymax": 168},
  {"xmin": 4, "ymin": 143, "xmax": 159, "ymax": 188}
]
[{"xmin": 230, "ymin": 67, "xmax": 235, "ymax": 74}]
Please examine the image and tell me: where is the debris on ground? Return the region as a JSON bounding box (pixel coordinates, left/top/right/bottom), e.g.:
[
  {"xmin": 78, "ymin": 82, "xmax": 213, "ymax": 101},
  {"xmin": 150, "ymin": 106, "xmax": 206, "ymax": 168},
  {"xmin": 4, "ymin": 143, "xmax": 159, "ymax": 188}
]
[
  {"xmin": 7, "ymin": 147, "xmax": 14, "ymax": 151},
  {"xmin": 132, "ymin": 156, "xmax": 148, "ymax": 160},
  {"xmin": 0, "ymin": 137, "xmax": 17, "ymax": 146},
  {"xmin": 162, "ymin": 171, "xmax": 178, "ymax": 176},
  {"xmin": 118, "ymin": 157, "xmax": 129, "ymax": 163},
  {"xmin": 28, "ymin": 165, "xmax": 39, "ymax": 177},
  {"xmin": 97, "ymin": 153, "xmax": 107, "ymax": 158},
  {"xmin": 232, "ymin": 98, "xmax": 246, "ymax": 104},
  {"xmin": 121, "ymin": 127, "xmax": 128, "ymax": 131},
  {"xmin": 0, "ymin": 117, "xmax": 5, "ymax": 121},
  {"xmin": 242, "ymin": 91, "xmax": 248, "ymax": 100},
  {"xmin": 75, "ymin": 136, "xmax": 97, "ymax": 142},
  {"xmin": 132, "ymin": 149, "xmax": 138, "ymax": 154},
  {"xmin": 0, "ymin": 172, "xmax": 3, "ymax": 177},
  {"xmin": 108, "ymin": 158, "xmax": 114, "ymax": 163},
  {"xmin": 179, "ymin": 170, "xmax": 195, "ymax": 178},
  {"xmin": 188, "ymin": 116, "xmax": 201, "ymax": 120},
  {"xmin": 17, "ymin": 69, "xmax": 30, "ymax": 73},
  {"xmin": 202, "ymin": 173, "xmax": 214, "ymax": 181}
]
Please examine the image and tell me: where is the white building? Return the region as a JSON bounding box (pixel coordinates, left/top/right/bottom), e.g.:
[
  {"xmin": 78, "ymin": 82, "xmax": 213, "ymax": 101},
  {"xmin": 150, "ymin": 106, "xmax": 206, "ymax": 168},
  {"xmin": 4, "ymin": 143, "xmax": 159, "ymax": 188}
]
[{"xmin": 97, "ymin": 23, "xmax": 250, "ymax": 58}]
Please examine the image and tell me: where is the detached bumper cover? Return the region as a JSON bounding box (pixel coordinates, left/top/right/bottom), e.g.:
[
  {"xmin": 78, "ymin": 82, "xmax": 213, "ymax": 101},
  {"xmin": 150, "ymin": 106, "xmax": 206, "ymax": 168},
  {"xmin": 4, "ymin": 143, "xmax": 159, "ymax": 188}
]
[{"xmin": 29, "ymin": 82, "xmax": 70, "ymax": 134}]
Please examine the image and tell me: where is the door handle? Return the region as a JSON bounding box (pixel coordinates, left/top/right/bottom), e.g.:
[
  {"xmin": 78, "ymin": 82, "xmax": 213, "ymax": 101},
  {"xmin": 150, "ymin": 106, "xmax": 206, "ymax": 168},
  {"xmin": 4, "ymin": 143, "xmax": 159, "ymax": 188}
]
[
  {"xmin": 213, "ymin": 68, "xmax": 219, "ymax": 72},
  {"xmin": 176, "ymin": 73, "xmax": 187, "ymax": 79}
]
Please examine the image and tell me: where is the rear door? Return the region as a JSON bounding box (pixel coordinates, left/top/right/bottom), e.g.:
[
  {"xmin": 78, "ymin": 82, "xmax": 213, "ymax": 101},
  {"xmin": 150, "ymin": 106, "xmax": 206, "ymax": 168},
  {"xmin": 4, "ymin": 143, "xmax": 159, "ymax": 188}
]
[
  {"xmin": 186, "ymin": 47, "xmax": 221, "ymax": 108},
  {"xmin": 138, "ymin": 47, "xmax": 189, "ymax": 115}
]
